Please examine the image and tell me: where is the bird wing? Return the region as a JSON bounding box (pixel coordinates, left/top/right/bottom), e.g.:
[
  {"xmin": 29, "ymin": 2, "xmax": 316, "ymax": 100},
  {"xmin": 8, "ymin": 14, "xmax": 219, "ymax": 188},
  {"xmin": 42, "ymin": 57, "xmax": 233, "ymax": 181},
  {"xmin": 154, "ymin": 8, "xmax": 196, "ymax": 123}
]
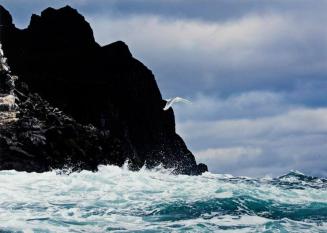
[
  {"xmin": 163, "ymin": 97, "xmax": 191, "ymax": 110},
  {"xmin": 174, "ymin": 97, "xmax": 191, "ymax": 104}
]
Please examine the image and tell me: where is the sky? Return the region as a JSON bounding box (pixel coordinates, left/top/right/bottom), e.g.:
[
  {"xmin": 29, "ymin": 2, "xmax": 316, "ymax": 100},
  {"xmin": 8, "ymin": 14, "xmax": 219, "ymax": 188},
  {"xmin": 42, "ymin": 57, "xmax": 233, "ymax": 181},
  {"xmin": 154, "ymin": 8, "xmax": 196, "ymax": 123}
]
[{"xmin": 2, "ymin": 0, "xmax": 327, "ymax": 177}]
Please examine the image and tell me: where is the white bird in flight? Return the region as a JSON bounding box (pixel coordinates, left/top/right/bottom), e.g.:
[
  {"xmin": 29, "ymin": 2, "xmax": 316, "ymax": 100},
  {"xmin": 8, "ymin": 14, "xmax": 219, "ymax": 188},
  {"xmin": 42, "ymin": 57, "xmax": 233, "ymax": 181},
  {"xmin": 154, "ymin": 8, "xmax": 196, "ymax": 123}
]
[{"xmin": 163, "ymin": 97, "xmax": 191, "ymax": 111}]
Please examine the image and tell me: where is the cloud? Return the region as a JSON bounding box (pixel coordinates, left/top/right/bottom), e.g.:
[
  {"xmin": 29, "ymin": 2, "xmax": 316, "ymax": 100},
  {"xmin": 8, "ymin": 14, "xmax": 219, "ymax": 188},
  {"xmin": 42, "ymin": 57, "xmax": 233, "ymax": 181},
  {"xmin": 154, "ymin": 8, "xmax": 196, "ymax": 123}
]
[
  {"xmin": 183, "ymin": 108, "xmax": 327, "ymax": 140},
  {"xmin": 173, "ymin": 91, "xmax": 297, "ymax": 122},
  {"xmin": 176, "ymin": 101, "xmax": 327, "ymax": 177},
  {"xmin": 87, "ymin": 11, "xmax": 327, "ymax": 100},
  {"xmin": 4, "ymin": 0, "xmax": 327, "ymax": 26}
]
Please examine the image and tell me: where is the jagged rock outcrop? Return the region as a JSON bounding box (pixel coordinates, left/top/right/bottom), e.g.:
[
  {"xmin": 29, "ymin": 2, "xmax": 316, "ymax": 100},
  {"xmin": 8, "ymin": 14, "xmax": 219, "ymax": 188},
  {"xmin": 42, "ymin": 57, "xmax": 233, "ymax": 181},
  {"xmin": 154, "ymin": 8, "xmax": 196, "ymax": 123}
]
[
  {"xmin": 0, "ymin": 5, "xmax": 208, "ymax": 174},
  {"xmin": 0, "ymin": 43, "xmax": 17, "ymax": 124}
]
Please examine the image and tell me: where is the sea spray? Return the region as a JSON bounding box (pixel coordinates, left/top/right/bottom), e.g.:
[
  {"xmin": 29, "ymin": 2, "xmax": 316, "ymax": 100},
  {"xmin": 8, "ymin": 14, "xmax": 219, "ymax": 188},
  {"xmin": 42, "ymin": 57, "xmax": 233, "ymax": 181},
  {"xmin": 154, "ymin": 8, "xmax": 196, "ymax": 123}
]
[{"xmin": 0, "ymin": 166, "xmax": 326, "ymax": 232}]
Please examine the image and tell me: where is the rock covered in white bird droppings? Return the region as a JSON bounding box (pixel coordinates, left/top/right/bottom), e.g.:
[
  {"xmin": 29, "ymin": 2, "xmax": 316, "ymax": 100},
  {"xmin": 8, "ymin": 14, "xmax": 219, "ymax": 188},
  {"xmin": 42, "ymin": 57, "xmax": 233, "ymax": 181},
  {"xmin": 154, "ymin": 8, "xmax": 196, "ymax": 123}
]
[
  {"xmin": 0, "ymin": 43, "xmax": 18, "ymax": 125},
  {"xmin": 0, "ymin": 95, "xmax": 16, "ymax": 110}
]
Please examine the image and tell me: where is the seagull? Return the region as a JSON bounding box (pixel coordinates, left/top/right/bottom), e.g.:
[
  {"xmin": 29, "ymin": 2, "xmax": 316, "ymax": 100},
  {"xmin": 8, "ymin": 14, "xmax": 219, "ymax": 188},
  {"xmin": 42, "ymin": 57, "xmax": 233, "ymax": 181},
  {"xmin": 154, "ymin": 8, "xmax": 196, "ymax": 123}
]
[{"xmin": 163, "ymin": 97, "xmax": 191, "ymax": 111}]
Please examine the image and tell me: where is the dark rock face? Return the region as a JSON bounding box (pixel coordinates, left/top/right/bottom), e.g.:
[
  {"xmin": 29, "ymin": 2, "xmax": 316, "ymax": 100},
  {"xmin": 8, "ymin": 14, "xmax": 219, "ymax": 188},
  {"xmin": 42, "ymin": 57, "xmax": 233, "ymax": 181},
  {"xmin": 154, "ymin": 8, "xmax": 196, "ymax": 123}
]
[
  {"xmin": 0, "ymin": 5, "xmax": 13, "ymax": 28},
  {"xmin": 0, "ymin": 93, "xmax": 135, "ymax": 172},
  {"xmin": 0, "ymin": 5, "xmax": 208, "ymax": 174}
]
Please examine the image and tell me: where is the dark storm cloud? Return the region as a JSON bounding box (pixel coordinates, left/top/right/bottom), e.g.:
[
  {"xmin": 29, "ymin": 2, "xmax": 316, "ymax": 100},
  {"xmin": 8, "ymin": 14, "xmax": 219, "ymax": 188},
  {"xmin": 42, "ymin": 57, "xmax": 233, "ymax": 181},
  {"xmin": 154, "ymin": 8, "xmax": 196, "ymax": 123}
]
[
  {"xmin": 4, "ymin": 1, "xmax": 326, "ymax": 18},
  {"xmin": 177, "ymin": 106, "xmax": 327, "ymax": 177},
  {"xmin": 87, "ymin": 10, "xmax": 327, "ymax": 103},
  {"xmin": 3, "ymin": 0, "xmax": 327, "ymax": 27}
]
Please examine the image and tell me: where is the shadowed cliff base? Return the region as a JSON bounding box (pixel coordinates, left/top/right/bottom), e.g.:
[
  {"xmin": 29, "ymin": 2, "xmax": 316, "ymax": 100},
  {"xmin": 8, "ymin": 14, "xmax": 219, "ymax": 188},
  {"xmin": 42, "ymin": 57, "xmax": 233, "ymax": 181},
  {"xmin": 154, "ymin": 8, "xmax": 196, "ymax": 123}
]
[{"xmin": 0, "ymin": 5, "xmax": 207, "ymax": 175}]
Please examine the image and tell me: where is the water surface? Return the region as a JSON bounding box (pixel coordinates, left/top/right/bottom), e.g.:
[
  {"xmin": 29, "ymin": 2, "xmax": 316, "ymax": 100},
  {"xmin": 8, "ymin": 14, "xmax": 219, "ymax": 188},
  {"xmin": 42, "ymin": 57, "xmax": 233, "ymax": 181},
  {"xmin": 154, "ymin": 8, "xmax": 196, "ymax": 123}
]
[{"xmin": 0, "ymin": 165, "xmax": 326, "ymax": 232}]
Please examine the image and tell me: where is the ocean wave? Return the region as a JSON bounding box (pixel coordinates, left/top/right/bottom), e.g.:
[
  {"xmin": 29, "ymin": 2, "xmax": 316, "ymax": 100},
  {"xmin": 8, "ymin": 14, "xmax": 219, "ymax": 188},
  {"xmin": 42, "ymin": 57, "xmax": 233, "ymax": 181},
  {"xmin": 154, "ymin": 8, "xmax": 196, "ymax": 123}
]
[{"xmin": 0, "ymin": 165, "xmax": 326, "ymax": 232}]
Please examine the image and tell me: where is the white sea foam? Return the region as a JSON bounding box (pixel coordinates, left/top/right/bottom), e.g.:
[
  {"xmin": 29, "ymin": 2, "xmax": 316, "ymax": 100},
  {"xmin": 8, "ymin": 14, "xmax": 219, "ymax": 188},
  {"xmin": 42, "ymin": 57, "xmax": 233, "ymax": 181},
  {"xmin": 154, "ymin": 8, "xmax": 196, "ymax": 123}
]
[{"xmin": 0, "ymin": 165, "xmax": 326, "ymax": 232}]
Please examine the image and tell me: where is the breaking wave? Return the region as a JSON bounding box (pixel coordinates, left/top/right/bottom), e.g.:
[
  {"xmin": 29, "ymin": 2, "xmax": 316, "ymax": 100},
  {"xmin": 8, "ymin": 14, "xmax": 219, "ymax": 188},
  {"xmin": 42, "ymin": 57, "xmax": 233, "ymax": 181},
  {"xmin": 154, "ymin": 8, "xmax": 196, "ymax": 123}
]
[{"xmin": 0, "ymin": 165, "xmax": 326, "ymax": 232}]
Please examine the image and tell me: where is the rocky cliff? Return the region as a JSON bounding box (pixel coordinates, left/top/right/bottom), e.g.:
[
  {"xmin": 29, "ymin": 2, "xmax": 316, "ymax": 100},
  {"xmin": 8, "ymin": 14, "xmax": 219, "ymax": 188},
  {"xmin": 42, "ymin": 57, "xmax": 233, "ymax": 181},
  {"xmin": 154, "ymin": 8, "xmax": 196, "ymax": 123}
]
[{"xmin": 0, "ymin": 5, "xmax": 207, "ymax": 175}]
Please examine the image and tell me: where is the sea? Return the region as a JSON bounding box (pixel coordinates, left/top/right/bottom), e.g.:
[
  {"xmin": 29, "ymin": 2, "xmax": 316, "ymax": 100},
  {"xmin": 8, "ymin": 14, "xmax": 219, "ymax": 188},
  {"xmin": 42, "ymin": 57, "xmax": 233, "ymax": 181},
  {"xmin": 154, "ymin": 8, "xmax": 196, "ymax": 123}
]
[{"xmin": 0, "ymin": 164, "xmax": 326, "ymax": 233}]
